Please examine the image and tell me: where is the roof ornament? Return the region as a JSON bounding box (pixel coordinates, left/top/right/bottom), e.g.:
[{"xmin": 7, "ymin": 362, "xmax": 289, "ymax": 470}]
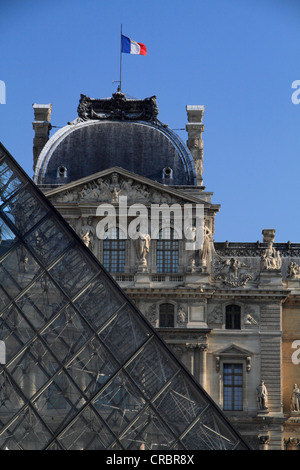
[{"xmin": 76, "ymin": 93, "xmax": 159, "ymax": 122}]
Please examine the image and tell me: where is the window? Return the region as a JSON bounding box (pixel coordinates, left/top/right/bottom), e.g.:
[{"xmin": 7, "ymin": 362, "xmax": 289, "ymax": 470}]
[
  {"xmin": 159, "ymin": 303, "xmax": 174, "ymax": 327},
  {"xmin": 103, "ymin": 227, "xmax": 126, "ymax": 273},
  {"xmin": 225, "ymin": 305, "xmax": 241, "ymax": 329},
  {"xmin": 223, "ymin": 364, "xmax": 243, "ymax": 411},
  {"xmin": 57, "ymin": 166, "xmax": 67, "ymax": 178},
  {"xmin": 156, "ymin": 228, "xmax": 179, "ymax": 273}
]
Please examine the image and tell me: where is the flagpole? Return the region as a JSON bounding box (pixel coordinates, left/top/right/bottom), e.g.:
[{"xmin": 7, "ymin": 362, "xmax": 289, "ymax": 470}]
[{"xmin": 119, "ymin": 24, "xmax": 122, "ymax": 93}]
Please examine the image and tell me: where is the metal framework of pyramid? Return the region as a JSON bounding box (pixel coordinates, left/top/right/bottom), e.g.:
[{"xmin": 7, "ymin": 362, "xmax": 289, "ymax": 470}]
[{"xmin": 0, "ymin": 143, "xmax": 250, "ymax": 450}]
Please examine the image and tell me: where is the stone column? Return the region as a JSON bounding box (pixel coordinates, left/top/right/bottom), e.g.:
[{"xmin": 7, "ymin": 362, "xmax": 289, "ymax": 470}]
[
  {"xmin": 186, "ymin": 343, "xmax": 207, "ymax": 387},
  {"xmin": 32, "ymin": 103, "xmax": 52, "ymax": 172},
  {"xmin": 186, "ymin": 343, "xmax": 195, "ymax": 375},
  {"xmin": 199, "ymin": 344, "xmax": 208, "ymax": 390},
  {"xmin": 186, "ymin": 105, "xmax": 204, "ymax": 186}
]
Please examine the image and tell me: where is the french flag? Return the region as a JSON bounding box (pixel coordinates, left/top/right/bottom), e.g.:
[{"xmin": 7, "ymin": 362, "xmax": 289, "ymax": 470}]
[{"xmin": 121, "ymin": 34, "xmax": 147, "ymax": 55}]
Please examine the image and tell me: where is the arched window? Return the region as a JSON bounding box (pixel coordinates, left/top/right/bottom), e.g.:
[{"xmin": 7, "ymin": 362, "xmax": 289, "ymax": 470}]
[
  {"xmin": 103, "ymin": 227, "xmax": 126, "ymax": 273},
  {"xmin": 225, "ymin": 305, "xmax": 241, "ymax": 329},
  {"xmin": 156, "ymin": 227, "xmax": 179, "ymax": 273},
  {"xmin": 159, "ymin": 303, "xmax": 175, "ymax": 327}
]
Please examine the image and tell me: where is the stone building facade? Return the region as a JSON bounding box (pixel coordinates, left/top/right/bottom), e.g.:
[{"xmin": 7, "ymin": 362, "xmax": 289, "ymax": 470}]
[{"xmin": 32, "ymin": 92, "xmax": 300, "ymax": 450}]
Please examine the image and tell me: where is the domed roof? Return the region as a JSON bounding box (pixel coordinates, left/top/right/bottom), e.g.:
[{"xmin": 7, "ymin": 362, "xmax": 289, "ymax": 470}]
[{"xmin": 34, "ymin": 93, "xmax": 197, "ymax": 186}]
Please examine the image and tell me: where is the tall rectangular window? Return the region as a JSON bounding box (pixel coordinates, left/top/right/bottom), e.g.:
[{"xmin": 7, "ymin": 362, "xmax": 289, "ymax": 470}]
[
  {"xmin": 103, "ymin": 227, "xmax": 126, "ymax": 273},
  {"xmin": 157, "ymin": 228, "xmax": 179, "ymax": 273},
  {"xmin": 223, "ymin": 364, "xmax": 243, "ymax": 411},
  {"xmin": 159, "ymin": 303, "xmax": 175, "ymax": 327}
]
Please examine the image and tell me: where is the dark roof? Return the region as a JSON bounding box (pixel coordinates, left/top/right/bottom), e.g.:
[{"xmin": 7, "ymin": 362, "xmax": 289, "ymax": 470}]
[{"xmin": 34, "ymin": 94, "xmax": 197, "ymax": 186}]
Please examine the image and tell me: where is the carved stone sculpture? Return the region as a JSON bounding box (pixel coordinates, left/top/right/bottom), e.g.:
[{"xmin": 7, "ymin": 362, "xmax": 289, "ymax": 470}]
[
  {"xmin": 200, "ymin": 224, "xmax": 212, "ymax": 267},
  {"xmin": 261, "ymin": 241, "xmax": 282, "ymax": 270},
  {"xmin": 207, "ymin": 305, "xmax": 223, "ymax": 326},
  {"xmin": 79, "ymin": 218, "xmax": 95, "ymax": 249},
  {"xmin": 177, "ymin": 305, "xmax": 187, "ymax": 324},
  {"xmin": 256, "ymin": 380, "xmax": 268, "ymax": 411},
  {"xmin": 146, "ymin": 304, "xmax": 157, "ymax": 326},
  {"xmin": 291, "ymin": 384, "xmax": 300, "ymax": 412},
  {"xmin": 213, "ymin": 256, "xmax": 254, "ymax": 287},
  {"xmin": 244, "ymin": 306, "xmax": 258, "ymax": 326},
  {"xmin": 287, "ymin": 262, "xmax": 300, "ymax": 279},
  {"xmin": 77, "ymin": 92, "xmax": 159, "ymax": 122},
  {"xmin": 135, "ymin": 233, "xmax": 151, "ymax": 272}
]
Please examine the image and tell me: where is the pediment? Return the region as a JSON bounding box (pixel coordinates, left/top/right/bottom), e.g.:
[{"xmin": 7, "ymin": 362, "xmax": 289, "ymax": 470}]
[
  {"xmin": 214, "ymin": 344, "xmax": 253, "ymax": 358},
  {"xmin": 44, "ymin": 167, "xmax": 211, "ymax": 207}
]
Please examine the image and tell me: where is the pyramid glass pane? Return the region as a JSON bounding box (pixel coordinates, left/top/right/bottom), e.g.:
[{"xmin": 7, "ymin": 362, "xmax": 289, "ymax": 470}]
[{"xmin": 0, "ymin": 143, "xmax": 250, "ymax": 450}]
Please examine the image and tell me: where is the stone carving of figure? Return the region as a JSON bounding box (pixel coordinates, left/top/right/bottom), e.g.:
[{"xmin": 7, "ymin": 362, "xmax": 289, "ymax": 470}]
[
  {"xmin": 201, "ymin": 224, "xmax": 212, "ymax": 266},
  {"xmin": 146, "ymin": 304, "xmax": 157, "ymax": 326},
  {"xmin": 177, "ymin": 305, "xmax": 187, "ymax": 324},
  {"xmin": 261, "ymin": 241, "xmax": 282, "ymax": 270},
  {"xmin": 291, "ymin": 384, "xmax": 300, "ymax": 412},
  {"xmin": 287, "ymin": 262, "xmax": 300, "ymax": 279},
  {"xmin": 79, "ymin": 218, "xmax": 95, "ymax": 249},
  {"xmin": 110, "ymin": 173, "xmax": 120, "ymax": 191},
  {"xmin": 207, "ymin": 305, "xmax": 223, "ymax": 325},
  {"xmin": 135, "ymin": 232, "xmax": 151, "ymax": 264},
  {"xmin": 228, "ymin": 258, "xmax": 242, "ymax": 279},
  {"xmin": 256, "ymin": 380, "xmax": 268, "ymax": 411}
]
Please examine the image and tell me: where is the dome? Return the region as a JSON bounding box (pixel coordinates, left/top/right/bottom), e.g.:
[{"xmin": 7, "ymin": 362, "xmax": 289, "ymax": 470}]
[{"xmin": 34, "ymin": 94, "xmax": 197, "ymax": 186}]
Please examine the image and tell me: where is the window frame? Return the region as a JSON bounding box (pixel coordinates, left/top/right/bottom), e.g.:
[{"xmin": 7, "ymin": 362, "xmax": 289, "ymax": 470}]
[
  {"xmin": 222, "ymin": 363, "xmax": 243, "ymax": 411},
  {"xmin": 225, "ymin": 304, "xmax": 241, "ymax": 330},
  {"xmin": 103, "ymin": 227, "xmax": 126, "ymax": 273},
  {"xmin": 156, "ymin": 227, "xmax": 179, "ymax": 274},
  {"xmin": 159, "ymin": 303, "xmax": 175, "ymax": 328}
]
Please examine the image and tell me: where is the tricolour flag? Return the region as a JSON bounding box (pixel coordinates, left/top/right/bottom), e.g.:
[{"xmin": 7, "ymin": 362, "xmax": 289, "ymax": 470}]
[{"xmin": 121, "ymin": 34, "xmax": 147, "ymax": 55}]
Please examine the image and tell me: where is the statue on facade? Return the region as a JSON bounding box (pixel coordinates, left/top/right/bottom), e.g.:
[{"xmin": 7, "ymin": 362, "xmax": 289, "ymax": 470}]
[
  {"xmin": 135, "ymin": 232, "xmax": 151, "ymax": 272},
  {"xmin": 261, "ymin": 241, "xmax": 282, "ymax": 270},
  {"xmin": 185, "ymin": 225, "xmax": 197, "ymax": 271},
  {"xmin": 177, "ymin": 305, "xmax": 187, "ymax": 325},
  {"xmin": 291, "ymin": 384, "xmax": 300, "ymax": 412},
  {"xmin": 79, "ymin": 218, "xmax": 95, "ymax": 250},
  {"xmin": 256, "ymin": 380, "xmax": 268, "ymax": 411},
  {"xmin": 200, "ymin": 224, "xmax": 212, "ymax": 266}
]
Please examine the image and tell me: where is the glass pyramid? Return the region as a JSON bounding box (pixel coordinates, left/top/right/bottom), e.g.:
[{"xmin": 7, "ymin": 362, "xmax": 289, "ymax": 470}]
[{"xmin": 0, "ymin": 143, "xmax": 250, "ymax": 450}]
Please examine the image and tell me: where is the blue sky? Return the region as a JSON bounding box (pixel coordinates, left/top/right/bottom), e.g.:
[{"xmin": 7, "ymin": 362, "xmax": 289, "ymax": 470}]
[{"xmin": 0, "ymin": 0, "xmax": 300, "ymax": 243}]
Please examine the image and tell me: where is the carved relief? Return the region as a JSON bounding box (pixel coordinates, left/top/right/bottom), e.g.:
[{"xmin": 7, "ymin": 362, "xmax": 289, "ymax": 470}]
[
  {"xmin": 77, "ymin": 92, "xmax": 159, "ymax": 122},
  {"xmin": 51, "ymin": 174, "xmax": 181, "ymax": 205},
  {"xmin": 213, "ymin": 256, "xmax": 256, "ymax": 287},
  {"xmin": 207, "ymin": 304, "xmax": 223, "ymax": 327},
  {"xmin": 287, "ymin": 262, "xmax": 300, "ymax": 279},
  {"xmin": 244, "ymin": 305, "xmax": 259, "ymax": 327},
  {"xmin": 145, "ymin": 304, "xmax": 157, "ymax": 327}
]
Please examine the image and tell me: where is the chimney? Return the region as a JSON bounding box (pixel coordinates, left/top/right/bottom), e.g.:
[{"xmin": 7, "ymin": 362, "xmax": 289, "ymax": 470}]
[
  {"xmin": 32, "ymin": 103, "xmax": 52, "ymax": 172},
  {"xmin": 186, "ymin": 105, "xmax": 204, "ymax": 186},
  {"xmin": 262, "ymin": 229, "xmax": 276, "ymax": 244}
]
